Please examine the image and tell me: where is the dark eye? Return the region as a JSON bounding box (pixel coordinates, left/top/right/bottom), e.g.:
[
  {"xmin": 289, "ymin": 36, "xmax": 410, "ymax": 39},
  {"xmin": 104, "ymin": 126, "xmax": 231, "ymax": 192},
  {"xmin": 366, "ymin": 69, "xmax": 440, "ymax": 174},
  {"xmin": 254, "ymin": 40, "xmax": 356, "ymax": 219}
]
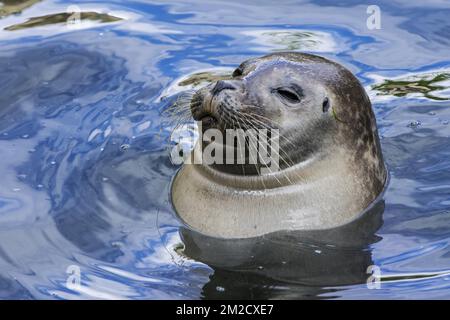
[
  {"xmin": 322, "ymin": 97, "xmax": 330, "ymax": 112},
  {"xmin": 232, "ymin": 67, "xmax": 243, "ymax": 77},
  {"xmin": 274, "ymin": 87, "xmax": 302, "ymax": 103}
]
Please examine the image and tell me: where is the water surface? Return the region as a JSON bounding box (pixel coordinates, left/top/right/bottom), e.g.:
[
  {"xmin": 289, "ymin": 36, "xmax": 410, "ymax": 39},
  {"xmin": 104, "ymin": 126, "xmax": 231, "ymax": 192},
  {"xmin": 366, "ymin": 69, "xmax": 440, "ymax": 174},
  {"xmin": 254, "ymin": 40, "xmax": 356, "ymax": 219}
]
[{"xmin": 1, "ymin": 0, "xmax": 450, "ymax": 299}]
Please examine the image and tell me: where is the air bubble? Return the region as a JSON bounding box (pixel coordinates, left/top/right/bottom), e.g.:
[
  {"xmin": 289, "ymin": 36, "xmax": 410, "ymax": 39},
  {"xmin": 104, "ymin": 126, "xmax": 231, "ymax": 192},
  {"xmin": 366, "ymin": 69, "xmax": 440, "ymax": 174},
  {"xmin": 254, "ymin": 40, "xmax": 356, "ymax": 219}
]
[
  {"xmin": 120, "ymin": 144, "xmax": 130, "ymax": 151},
  {"xmin": 216, "ymin": 286, "xmax": 225, "ymax": 292},
  {"xmin": 407, "ymin": 120, "xmax": 421, "ymax": 128}
]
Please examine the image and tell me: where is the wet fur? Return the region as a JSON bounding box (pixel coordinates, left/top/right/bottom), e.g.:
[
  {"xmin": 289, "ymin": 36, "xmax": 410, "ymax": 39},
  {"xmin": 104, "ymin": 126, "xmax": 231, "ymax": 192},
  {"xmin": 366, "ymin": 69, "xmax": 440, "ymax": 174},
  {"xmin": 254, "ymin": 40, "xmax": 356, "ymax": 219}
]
[{"xmin": 171, "ymin": 52, "xmax": 387, "ymax": 238}]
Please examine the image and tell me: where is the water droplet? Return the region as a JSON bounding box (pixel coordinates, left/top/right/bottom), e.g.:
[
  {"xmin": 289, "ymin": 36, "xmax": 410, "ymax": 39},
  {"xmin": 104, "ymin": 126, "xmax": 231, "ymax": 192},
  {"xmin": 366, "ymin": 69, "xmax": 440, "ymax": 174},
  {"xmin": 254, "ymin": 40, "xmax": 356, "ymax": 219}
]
[
  {"xmin": 50, "ymin": 161, "xmax": 56, "ymax": 165},
  {"xmin": 102, "ymin": 177, "xmax": 109, "ymax": 182},
  {"xmin": 21, "ymin": 134, "xmax": 29, "ymax": 139},
  {"xmin": 100, "ymin": 147, "xmax": 105, "ymax": 152},
  {"xmin": 281, "ymin": 261, "xmax": 287, "ymax": 265},
  {"xmin": 443, "ymin": 120, "xmax": 449, "ymax": 125},
  {"xmin": 2, "ymin": 132, "xmax": 8, "ymax": 136},
  {"xmin": 407, "ymin": 120, "xmax": 421, "ymax": 128},
  {"xmin": 314, "ymin": 250, "xmax": 322, "ymax": 254},
  {"xmin": 37, "ymin": 184, "xmax": 44, "ymax": 189},
  {"xmin": 99, "ymin": 32, "xmax": 104, "ymax": 36},
  {"xmin": 216, "ymin": 286, "xmax": 225, "ymax": 292},
  {"xmin": 120, "ymin": 144, "xmax": 130, "ymax": 151},
  {"xmin": 428, "ymin": 111, "xmax": 436, "ymax": 116},
  {"xmin": 257, "ymin": 266, "xmax": 264, "ymax": 270},
  {"xmin": 28, "ymin": 148, "xmax": 36, "ymax": 153},
  {"xmin": 12, "ymin": 188, "xmax": 21, "ymax": 192},
  {"xmin": 111, "ymin": 241, "xmax": 122, "ymax": 247}
]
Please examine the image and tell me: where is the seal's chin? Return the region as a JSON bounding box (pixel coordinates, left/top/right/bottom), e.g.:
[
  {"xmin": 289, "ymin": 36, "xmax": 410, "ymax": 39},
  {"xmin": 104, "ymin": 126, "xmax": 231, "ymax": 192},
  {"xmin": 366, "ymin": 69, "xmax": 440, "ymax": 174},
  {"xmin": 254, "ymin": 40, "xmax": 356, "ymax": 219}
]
[{"xmin": 195, "ymin": 113, "xmax": 218, "ymax": 129}]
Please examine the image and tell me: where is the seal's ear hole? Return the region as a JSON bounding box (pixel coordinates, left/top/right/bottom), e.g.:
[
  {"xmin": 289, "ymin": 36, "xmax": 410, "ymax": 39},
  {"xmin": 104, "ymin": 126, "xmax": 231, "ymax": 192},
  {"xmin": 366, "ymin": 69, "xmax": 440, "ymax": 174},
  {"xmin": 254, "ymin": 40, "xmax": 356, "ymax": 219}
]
[{"xmin": 322, "ymin": 97, "xmax": 330, "ymax": 113}]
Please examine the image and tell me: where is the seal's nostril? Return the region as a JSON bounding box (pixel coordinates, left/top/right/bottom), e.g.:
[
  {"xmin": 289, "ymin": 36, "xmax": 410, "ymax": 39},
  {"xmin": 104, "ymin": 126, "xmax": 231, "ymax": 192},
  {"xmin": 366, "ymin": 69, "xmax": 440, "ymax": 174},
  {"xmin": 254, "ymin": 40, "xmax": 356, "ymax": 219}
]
[{"xmin": 212, "ymin": 80, "xmax": 237, "ymax": 96}]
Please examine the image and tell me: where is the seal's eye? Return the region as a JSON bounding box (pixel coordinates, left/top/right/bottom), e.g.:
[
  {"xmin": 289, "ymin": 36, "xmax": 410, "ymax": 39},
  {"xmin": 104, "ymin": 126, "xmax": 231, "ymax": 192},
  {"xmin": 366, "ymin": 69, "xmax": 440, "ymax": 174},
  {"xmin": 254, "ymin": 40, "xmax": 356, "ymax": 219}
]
[
  {"xmin": 232, "ymin": 67, "xmax": 243, "ymax": 77},
  {"xmin": 274, "ymin": 87, "xmax": 302, "ymax": 103}
]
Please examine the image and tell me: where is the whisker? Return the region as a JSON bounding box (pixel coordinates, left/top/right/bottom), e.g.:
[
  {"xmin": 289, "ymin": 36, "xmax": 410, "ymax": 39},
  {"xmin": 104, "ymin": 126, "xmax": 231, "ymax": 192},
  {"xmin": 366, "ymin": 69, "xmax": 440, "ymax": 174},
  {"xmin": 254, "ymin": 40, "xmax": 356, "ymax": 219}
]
[
  {"xmin": 231, "ymin": 112, "xmax": 269, "ymax": 188},
  {"xmin": 237, "ymin": 113, "xmax": 292, "ymax": 185},
  {"xmin": 237, "ymin": 111, "xmax": 303, "ymax": 184},
  {"xmin": 243, "ymin": 113, "xmax": 300, "ymax": 151}
]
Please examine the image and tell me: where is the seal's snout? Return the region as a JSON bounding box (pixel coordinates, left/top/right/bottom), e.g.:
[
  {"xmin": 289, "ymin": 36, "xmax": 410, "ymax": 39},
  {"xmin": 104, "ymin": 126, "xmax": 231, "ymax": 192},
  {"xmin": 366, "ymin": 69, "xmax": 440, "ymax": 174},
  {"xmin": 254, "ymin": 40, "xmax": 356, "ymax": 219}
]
[
  {"xmin": 190, "ymin": 89, "xmax": 218, "ymax": 128},
  {"xmin": 190, "ymin": 79, "xmax": 241, "ymax": 127}
]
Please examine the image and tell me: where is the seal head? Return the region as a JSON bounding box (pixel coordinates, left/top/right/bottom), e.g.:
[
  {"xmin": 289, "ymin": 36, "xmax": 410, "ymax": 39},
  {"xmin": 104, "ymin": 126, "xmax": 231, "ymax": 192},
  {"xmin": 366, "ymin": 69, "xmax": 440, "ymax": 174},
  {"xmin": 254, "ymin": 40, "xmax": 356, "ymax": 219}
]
[{"xmin": 171, "ymin": 52, "xmax": 386, "ymax": 238}]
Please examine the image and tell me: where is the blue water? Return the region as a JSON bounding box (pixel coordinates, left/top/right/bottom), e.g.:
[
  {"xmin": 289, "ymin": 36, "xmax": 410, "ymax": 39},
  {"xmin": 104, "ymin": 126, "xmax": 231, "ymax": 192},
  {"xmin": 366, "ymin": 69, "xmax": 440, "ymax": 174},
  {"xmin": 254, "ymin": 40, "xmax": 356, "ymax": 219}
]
[{"xmin": 0, "ymin": 0, "xmax": 450, "ymax": 299}]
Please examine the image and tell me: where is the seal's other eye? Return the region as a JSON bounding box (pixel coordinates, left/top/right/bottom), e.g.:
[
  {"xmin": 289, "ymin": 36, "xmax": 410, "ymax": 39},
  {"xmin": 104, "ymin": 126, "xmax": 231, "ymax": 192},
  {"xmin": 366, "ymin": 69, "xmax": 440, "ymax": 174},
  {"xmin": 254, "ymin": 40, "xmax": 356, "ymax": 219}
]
[
  {"xmin": 274, "ymin": 87, "xmax": 302, "ymax": 103},
  {"xmin": 232, "ymin": 67, "xmax": 243, "ymax": 77}
]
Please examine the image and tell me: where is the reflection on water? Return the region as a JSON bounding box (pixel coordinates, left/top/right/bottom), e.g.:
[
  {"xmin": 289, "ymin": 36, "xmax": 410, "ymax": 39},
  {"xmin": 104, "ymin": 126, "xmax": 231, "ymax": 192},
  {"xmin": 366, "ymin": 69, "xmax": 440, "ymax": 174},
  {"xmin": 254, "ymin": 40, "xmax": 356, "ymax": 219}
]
[
  {"xmin": 373, "ymin": 72, "xmax": 450, "ymax": 101},
  {"xmin": 241, "ymin": 29, "xmax": 337, "ymax": 52},
  {"xmin": 178, "ymin": 71, "xmax": 232, "ymax": 87},
  {"xmin": 0, "ymin": 0, "xmax": 450, "ymax": 299},
  {"xmin": 0, "ymin": 0, "xmax": 41, "ymax": 18},
  {"xmin": 4, "ymin": 11, "xmax": 122, "ymax": 31},
  {"xmin": 181, "ymin": 200, "xmax": 384, "ymax": 299}
]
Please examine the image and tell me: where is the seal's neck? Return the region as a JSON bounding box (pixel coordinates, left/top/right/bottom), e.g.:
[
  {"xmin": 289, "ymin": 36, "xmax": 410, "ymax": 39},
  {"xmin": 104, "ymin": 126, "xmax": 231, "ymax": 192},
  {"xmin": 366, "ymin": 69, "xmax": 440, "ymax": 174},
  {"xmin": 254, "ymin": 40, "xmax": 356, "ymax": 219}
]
[
  {"xmin": 171, "ymin": 143, "xmax": 378, "ymax": 238},
  {"xmin": 188, "ymin": 140, "xmax": 331, "ymax": 190}
]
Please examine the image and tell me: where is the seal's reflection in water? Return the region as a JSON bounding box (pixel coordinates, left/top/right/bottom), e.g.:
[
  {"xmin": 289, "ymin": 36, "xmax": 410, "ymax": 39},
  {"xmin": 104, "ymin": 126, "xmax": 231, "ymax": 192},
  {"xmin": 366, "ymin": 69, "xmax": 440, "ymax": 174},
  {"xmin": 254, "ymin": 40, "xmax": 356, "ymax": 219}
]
[{"xmin": 180, "ymin": 200, "xmax": 384, "ymax": 299}]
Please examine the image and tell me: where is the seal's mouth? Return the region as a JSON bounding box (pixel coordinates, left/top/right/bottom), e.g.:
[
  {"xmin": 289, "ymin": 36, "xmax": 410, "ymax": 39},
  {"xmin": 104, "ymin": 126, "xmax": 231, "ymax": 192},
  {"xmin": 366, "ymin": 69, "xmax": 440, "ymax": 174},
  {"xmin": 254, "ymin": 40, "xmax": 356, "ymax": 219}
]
[
  {"xmin": 192, "ymin": 110, "xmax": 218, "ymax": 127},
  {"xmin": 199, "ymin": 114, "xmax": 218, "ymax": 127}
]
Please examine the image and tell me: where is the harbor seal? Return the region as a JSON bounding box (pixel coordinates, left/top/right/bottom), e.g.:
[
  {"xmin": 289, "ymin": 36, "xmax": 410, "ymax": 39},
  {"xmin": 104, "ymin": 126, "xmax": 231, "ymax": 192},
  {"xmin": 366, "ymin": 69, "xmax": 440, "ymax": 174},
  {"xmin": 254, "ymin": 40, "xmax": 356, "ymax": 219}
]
[{"xmin": 170, "ymin": 52, "xmax": 387, "ymax": 239}]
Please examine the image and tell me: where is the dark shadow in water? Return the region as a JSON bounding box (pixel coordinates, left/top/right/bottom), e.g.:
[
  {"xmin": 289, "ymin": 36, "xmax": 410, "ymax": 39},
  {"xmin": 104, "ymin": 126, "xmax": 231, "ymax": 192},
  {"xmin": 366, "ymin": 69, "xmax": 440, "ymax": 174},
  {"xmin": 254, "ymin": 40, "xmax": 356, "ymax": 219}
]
[
  {"xmin": 180, "ymin": 200, "xmax": 384, "ymax": 299},
  {"xmin": 0, "ymin": 274, "xmax": 33, "ymax": 299},
  {"xmin": 0, "ymin": 41, "xmax": 170, "ymax": 262}
]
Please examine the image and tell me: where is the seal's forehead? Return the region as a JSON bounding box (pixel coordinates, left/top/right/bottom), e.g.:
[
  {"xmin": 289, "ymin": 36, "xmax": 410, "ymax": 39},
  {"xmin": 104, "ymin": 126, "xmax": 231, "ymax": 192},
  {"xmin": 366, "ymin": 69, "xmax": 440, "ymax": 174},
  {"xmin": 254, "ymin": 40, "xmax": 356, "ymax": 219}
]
[
  {"xmin": 238, "ymin": 52, "xmax": 341, "ymax": 76},
  {"xmin": 236, "ymin": 52, "xmax": 360, "ymax": 94},
  {"xmin": 241, "ymin": 52, "xmax": 334, "ymax": 68}
]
